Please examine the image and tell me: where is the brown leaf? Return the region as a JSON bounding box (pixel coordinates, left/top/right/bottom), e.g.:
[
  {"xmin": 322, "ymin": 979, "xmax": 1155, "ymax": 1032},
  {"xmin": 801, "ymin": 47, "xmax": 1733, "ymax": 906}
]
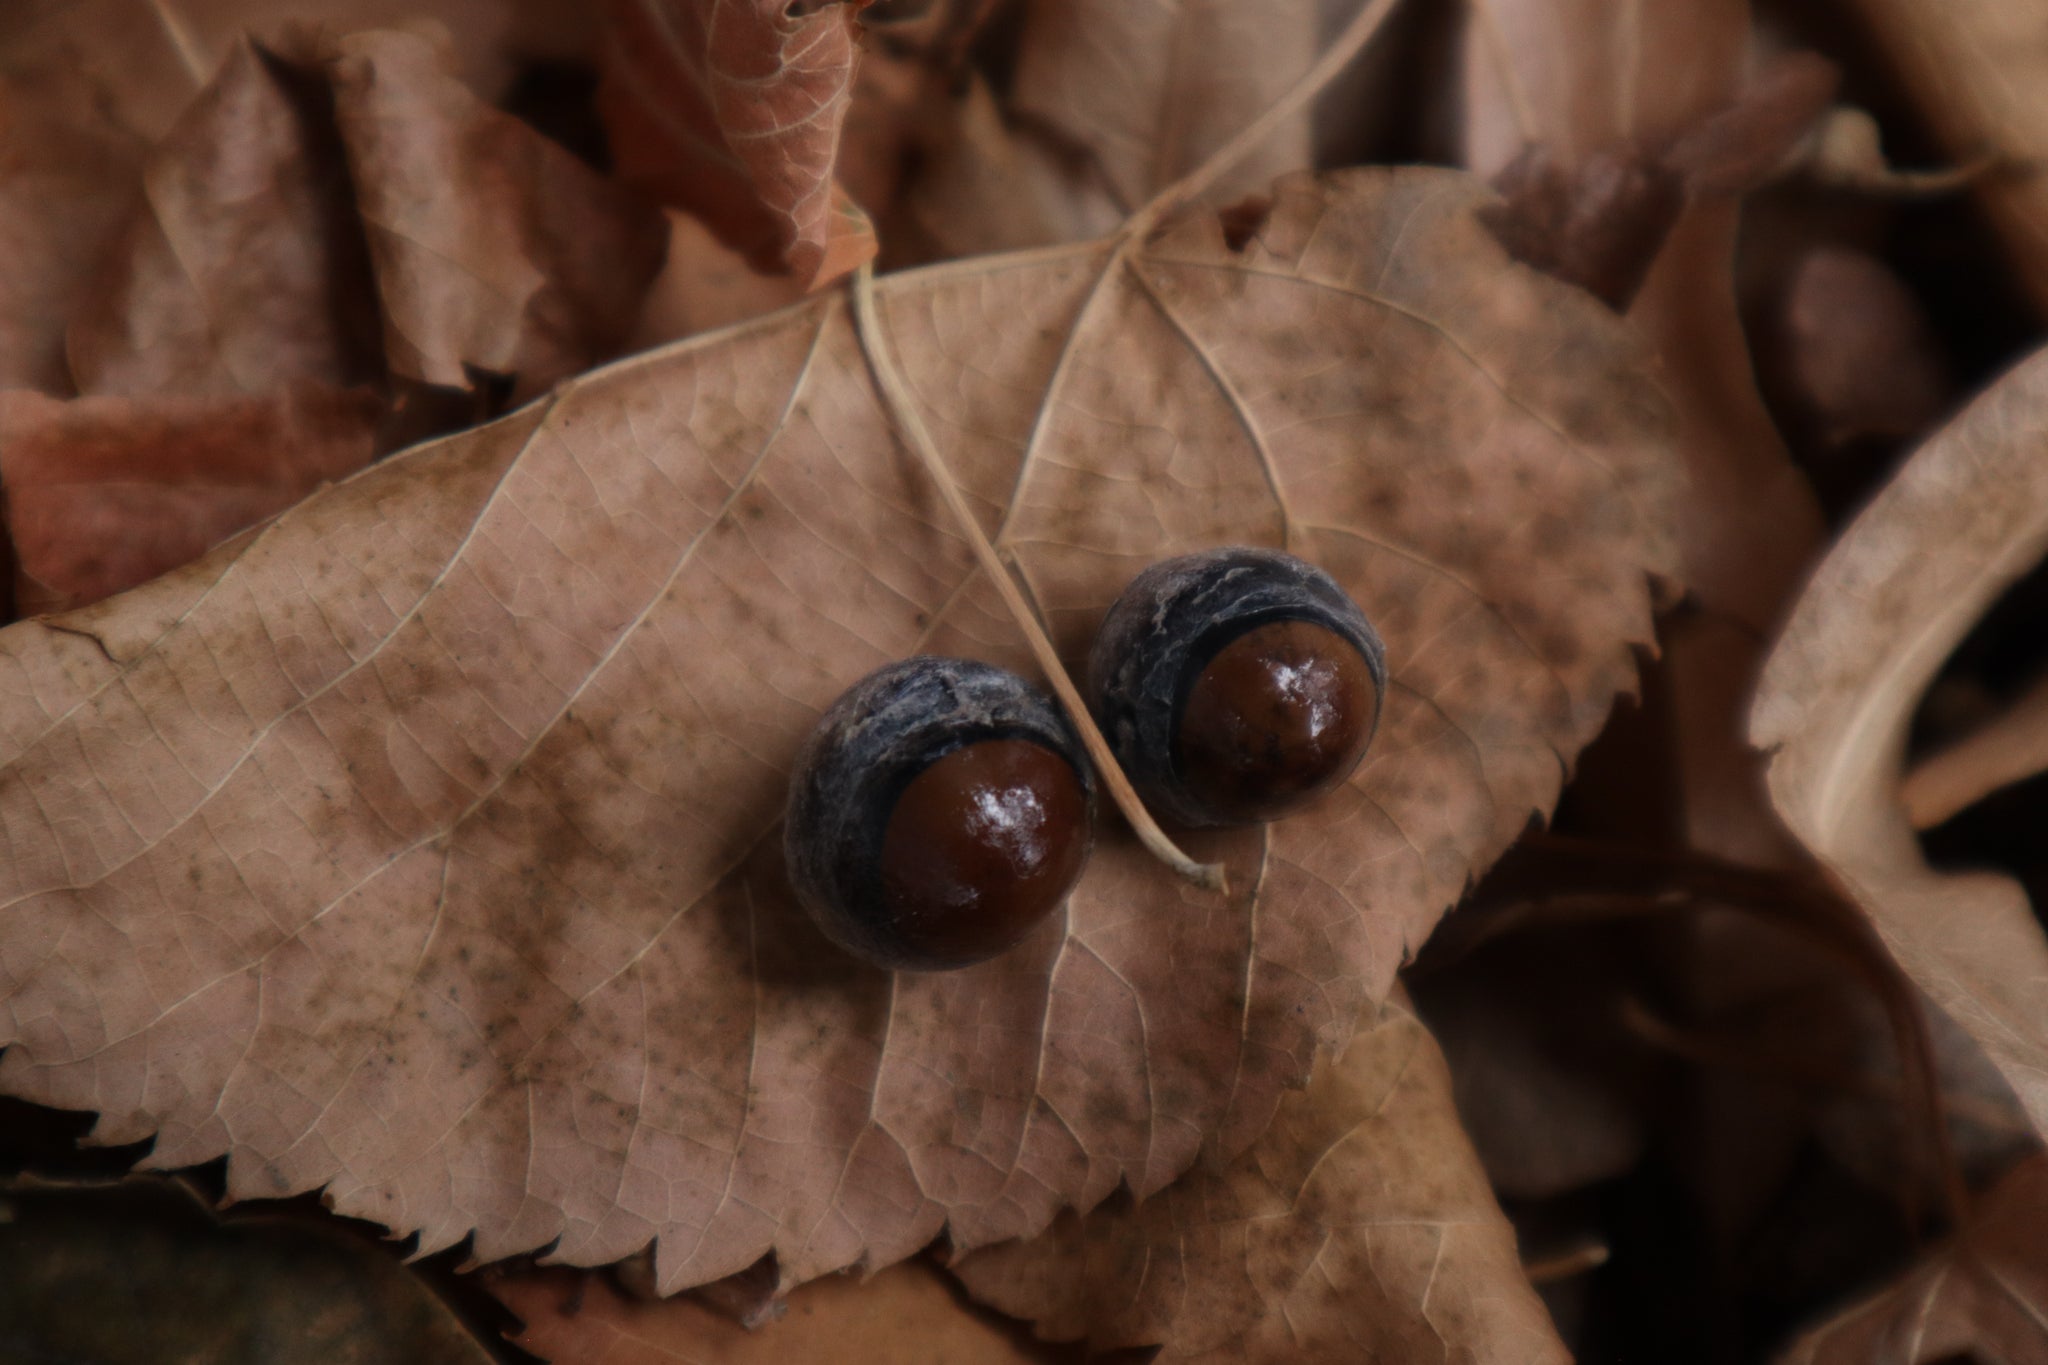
[
  {"xmin": 1754, "ymin": 345, "xmax": 2048, "ymax": 1138},
  {"xmin": 67, "ymin": 39, "xmax": 383, "ymax": 399},
  {"xmin": 0, "ymin": 1174, "xmax": 495, "ymax": 1364},
  {"xmin": 1464, "ymin": 1, "xmax": 1824, "ymax": 877},
  {"xmin": 0, "ymin": 385, "xmax": 379, "ymax": 612},
  {"xmin": 598, "ymin": 0, "xmax": 876, "ymax": 286},
  {"xmin": 329, "ymin": 26, "xmax": 667, "ymax": 400},
  {"xmin": 495, "ymin": 1259, "xmax": 1068, "ymax": 1364},
  {"xmin": 1844, "ymin": 0, "xmax": 2048, "ymax": 312},
  {"xmin": 0, "ymin": 0, "xmax": 594, "ymax": 141},
  {"xmin": 0, "ymin": 65, "xmax": 148, "ymax": 393},
  {"xmin": 1009, "ymin": 0, "xmax": 1318, "ymax": 213},
  {"xmin": 1776, "ymin": 1155, "xmax": 2048, "ymax": 1365},
  {"xmin": 0, "ymin": 169, "xmax": 1675, "ymax": 1294},
  {"xmin": 953, "ymin": 995, "xmax": 1568, "ymax": 1363}
]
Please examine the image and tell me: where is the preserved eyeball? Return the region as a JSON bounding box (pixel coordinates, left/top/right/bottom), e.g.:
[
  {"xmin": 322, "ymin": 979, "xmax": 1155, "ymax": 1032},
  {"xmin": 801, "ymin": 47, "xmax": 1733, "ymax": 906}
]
[
  {"xmin": 1088, "ymin": 547, "xmax": 1386, "ymax": 827},
  {"xmin": 785, "ymin": 657, "xmax": 1096, "ymax": 971}
]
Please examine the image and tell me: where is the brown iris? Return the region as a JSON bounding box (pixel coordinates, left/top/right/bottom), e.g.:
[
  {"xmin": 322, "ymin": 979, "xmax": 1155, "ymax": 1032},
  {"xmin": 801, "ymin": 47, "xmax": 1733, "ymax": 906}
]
[
  {"xmin": 877, "ymin": 738, "xmax": 1091, "ymax": 966},
  {"xmin": 1173, "ymin": 619, "xmax": 1379, "ymax": 824}
]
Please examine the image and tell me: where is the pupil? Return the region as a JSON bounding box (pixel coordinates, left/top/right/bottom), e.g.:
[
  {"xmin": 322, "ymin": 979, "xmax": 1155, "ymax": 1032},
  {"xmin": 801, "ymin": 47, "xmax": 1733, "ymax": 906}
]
[{"xmin": 1174, "ymin": 618, "xmax": 1376, "ymax": 823}]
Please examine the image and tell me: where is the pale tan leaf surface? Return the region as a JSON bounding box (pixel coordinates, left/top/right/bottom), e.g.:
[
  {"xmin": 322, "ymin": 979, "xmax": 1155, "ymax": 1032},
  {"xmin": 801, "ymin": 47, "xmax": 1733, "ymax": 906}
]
[
  {"xmin": 1754, "ymin": 345, "xmax": 2048, "ymax": 1138},
  {"xmin": 598, "ymin": 0, "xmax": 876, "ymax": 287},
  {"xmin": 0, "ymin": 1174, "xmax": 495, "ymax": 1365},
  {"xmin": 67, "ymin": 39, "xmax": 383, "ymax": 400},
  {"xmin": 328, "ymin": 26, "xmax": 668, "ymax": 399},
  {"xmin": 0, "ymin": 66, "xmax": 149, "ymax": 393},
  {"xmin": 0, "ymin": 386, "xmax": 380, "ymax": 614},
  {"xmin": 1011, "ymin": 0, "xmax": 1318, "ymax": 214},
  {"xmin": 1776, "ymin": 1155, "xmax": 2048, "ymax": 1365},
  {"xmin": 495, "ymin": 1259, "xmax": 1070, "ymax": 1364},
  {"xmin": 953, "ymin": 995, "xmax": 1569, "ymax": 1364},
  {"xmin": 0, "ymin": 167, "xmax": 1675, "ymax": 1296},
  {"xmin": 1904, "ymin": 664, "xmax": 2048, "ymax": 831}
]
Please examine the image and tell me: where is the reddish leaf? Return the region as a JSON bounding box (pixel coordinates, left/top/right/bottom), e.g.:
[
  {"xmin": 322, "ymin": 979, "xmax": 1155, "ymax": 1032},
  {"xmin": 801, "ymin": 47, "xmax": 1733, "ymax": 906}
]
[
  {"xmin": 0, "ymin": 385, "xmax": 379, "ymax": 612},
  {"xmin": 598, "ymin": 0, "xmax": 876, "ymax": 286}
]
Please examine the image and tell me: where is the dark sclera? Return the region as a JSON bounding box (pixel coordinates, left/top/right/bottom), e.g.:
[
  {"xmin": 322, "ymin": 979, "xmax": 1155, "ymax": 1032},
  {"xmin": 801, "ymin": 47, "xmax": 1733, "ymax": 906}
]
[
  {"xmin": 1089, "ymin": 547, "xmax": 1387, "ymax": 828},
  {"xmin": 785, "ymin": 658, "xmax": 1095, "ymax": 972}
]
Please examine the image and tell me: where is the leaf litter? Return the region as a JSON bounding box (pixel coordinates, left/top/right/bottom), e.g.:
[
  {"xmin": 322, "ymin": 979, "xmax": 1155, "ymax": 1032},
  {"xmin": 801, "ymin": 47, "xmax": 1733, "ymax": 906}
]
[{"xmin": 18, "ymin": 0, "xmax": 2048, "ymax": 1359}]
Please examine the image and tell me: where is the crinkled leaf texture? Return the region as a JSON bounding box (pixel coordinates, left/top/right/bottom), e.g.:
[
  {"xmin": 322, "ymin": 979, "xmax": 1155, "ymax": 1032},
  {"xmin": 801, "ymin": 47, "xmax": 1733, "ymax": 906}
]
[
  {"xmin": 953, "ymin": 995, "xmax": 1570, "ymax": 1363},
  {"xmin": 1754, "ymin": 345, "xmax": 2048, "ymax": 1137},
  {"xmin": 0, "ymin": 168, "xmax": 1675, "ymax": 1295}
]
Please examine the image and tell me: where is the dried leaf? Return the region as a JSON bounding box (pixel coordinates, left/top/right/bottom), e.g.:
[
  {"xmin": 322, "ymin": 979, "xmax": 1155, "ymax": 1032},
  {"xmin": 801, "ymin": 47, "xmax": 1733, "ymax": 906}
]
[
  {"xmin": 1776, "ymin": 1156, "xmax": 2048, "ymax": 1365},
  {"xmin": 1464, "ymin": 1, "xmax": 1823, "ymax": 880},
  {"xmin": 0, "ymin": 1174, "xmax": 495, "ymax": 1365},
  {"xmin": 1010, "ymin": 0, "xmax": 1318, "ymax": 213},
  {"xmin": 1903, "ymin": 667, "xmax": 2048, "ymax": 832},
  {"xmin": 1754, "ymin": 345, "xmax": 2048, "ymax": 1137},
  {"xmin": 67, "ymin": 39, "xmax": 382, "ymax": 399},
  {"xmin": 953, "ymin": 995, "xmax": 1568, "ymax": 1363},
  {"xmin": 329, "ymin": 26, "xmax": 667, "ymax": 399},
  {"xmin": 0, "ymin": 385, "xmax": 380, "ymax": 613},
  {"xmin": 0, "ymin": 168, "xmax": 1675, "ymax": 1295},
  {"xmin": 0, "ymin": 66, "xmax": 148, "ymax": 393},
  {"xmin": 598, "ymin": 0, "xmax": 876, "ymax": 286},
  {"xmin": 496, "ymin": 1259, "xmax": 1067, "ymax": 1364},
  {"xmin": 1844, "ymin": 0, "xmax": 2048, "ymax": 312},
  {"xmin": 0, "ymin": 0, "xmax": 593, "ymax": 141}
]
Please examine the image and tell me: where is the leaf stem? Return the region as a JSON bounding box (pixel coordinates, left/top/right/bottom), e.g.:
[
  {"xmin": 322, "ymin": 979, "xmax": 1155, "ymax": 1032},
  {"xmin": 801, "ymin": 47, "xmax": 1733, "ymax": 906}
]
[{"xmin": 849, "ymin": 264, "xmax": 1227, "ymax": 892}]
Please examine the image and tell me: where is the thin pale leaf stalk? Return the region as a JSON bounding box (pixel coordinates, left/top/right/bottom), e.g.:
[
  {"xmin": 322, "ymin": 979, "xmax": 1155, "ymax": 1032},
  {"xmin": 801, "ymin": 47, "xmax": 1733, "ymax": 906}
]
[
  {"xmin": 849, "ymin": 265, "xmax": 1228, "ymax": 892},
  {"xmin": 1468, "ymin": 0, "xmax": 1540, "ymax": 148},
  {"xmin": 1130, "ymin": 0, "xmax": 1408, "ymax": 233}
]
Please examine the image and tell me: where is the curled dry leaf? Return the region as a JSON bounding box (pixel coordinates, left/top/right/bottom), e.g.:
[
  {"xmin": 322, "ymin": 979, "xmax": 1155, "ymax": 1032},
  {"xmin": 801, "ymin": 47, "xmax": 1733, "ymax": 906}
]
[
  {"xmin": 599, "ymin": 0, "xmax": 877, "ymax": 287},
  {"xmin": 953, "ymin": 995, "xmax": 1568, "ymax": 1364},
  {"xmin": 0, "ymin": 386, "xmax": 380, "ymax": 613},
  {"xmin": 67, "ymin": 39, "xmax": 382, "ymax": 400},
  {"xmin": 0, "ymin": 1174, "xmax": 495, "ymax": 1365},
  {"xmin": 329, "ymin": 26, "xmax": 668, "ymax": 400},
  {"xmin": 1776, "ymin": 1155, "xmax": 2048, "ymax": 1365},
  {"xmin": 0, "ymin": 168, "xmax": 1675, "ymax": 1295},
  {"xmin": 1754, "ymin": 346, "xmax": 2048, "ymax": 1137},
  {"xmin": 495, "ymin": 1259, "xmax": 1064, "ymax": 1364},
  {"xmin": 0, "ymin": 65, "xmax": 148, "ymax": 393},
  {"xmin": 1844, "ymin": 0, "xmax": 2048, "ymax": 312}
]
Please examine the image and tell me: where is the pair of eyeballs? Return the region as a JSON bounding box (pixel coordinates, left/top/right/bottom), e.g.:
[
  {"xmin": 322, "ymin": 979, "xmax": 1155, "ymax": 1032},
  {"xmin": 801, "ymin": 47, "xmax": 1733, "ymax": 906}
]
[{"xmin": 785, "ymin": 548, "xmax": 1388, "ymax": 971}]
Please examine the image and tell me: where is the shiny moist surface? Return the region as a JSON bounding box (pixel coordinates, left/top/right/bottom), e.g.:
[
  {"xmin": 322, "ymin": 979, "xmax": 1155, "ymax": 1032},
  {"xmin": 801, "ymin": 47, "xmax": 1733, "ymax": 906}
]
[
  {"xmin": 877, "ymin": 738, "xmax": 1091, "ymax": 967},
  {"xmin": 1174, "ymin": 618, "xmax": 1378, "ymax": 823}
]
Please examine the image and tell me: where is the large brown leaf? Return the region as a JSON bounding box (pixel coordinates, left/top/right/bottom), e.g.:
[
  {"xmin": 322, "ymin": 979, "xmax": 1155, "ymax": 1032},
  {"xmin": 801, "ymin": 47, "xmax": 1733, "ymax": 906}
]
[
  {"xmin": 952, "ymin": 995, "xmax": 1568, "ymax": 1363},
  {"xmin": 1754, "ymin": 346, "xmax": 2048, "ymax": 1137},
  {"xmin": 0, "ymin": 168, "xmax": 1675, "ymax": 1294}
]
